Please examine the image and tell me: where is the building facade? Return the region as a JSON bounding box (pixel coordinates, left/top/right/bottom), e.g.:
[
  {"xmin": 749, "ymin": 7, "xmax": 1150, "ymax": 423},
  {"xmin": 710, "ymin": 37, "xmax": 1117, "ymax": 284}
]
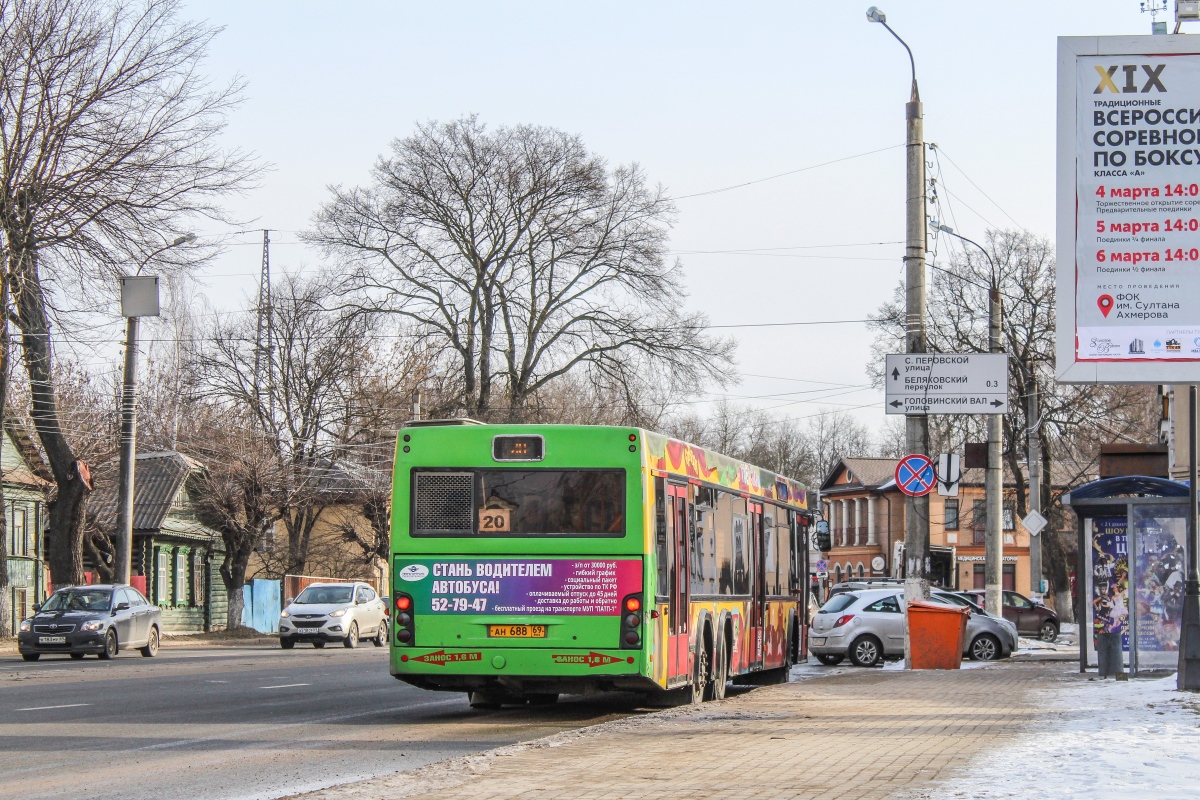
[
  {"xmin": 819, "ymin": 457, "xmax": 1037, "ymax": 598},
  {"xmin": 4, "ymin": 419, "xmax": 53, "ymax": 632}
]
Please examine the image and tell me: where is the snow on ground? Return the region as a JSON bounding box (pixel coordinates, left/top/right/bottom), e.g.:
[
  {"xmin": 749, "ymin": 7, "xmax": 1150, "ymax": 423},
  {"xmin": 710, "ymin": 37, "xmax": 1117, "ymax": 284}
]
[{"xmin": 924, "ymin": 673, "xmax": 1200, "ymax": 800}]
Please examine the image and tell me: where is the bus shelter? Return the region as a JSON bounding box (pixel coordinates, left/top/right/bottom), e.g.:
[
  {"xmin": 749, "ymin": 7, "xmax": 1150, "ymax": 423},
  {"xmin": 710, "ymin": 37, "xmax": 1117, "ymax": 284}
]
[{"xmin": 1063, "ymin": 476, "xmax": 1190, "ymax": 676}]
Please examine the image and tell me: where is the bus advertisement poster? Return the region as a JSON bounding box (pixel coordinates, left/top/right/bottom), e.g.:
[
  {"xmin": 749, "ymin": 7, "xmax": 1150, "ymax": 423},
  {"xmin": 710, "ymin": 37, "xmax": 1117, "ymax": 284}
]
[{"xmin": 396, "ymin": 558, "xmax": 641, "ymax": 615}]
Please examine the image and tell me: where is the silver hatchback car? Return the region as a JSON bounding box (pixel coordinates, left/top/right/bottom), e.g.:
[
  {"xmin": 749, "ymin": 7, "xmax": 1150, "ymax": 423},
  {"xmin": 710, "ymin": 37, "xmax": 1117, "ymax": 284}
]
[
  {"xmin": 809, "ymin": 588, "xmax": 1015, "ymax": 667},
  {"xmin": 279, "ymin": 582, "xmax": 389, "ymax": 649}
]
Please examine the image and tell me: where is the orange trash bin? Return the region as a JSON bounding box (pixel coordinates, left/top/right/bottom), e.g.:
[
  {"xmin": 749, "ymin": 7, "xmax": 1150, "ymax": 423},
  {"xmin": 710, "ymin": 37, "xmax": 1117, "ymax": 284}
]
[{"xmin": 907, "ymin": 600, "xmax": 969, "ymax": 670}]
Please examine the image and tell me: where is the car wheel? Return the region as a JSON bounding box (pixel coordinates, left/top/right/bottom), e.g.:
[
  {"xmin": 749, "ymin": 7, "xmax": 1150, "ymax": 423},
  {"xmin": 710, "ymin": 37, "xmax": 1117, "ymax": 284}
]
[
  {"xmin": 22, "ymin": 653, "xmax": 39, "ymax": 662},
  {"xmin": 815, "ymin": 653, "xmax": 844, "ymax": 666},
  {"xmin": 140, "ymin": 626, "xmax": 160, "ymax": 658},
  {"xmin": 373, "ymin": 618, "xmax": 388, "ymax": 647},
  {"xmin": 280, "ymin": 637, "xmax": 295, "ymax": 650},
  {"xmin": 313, "ymin": 641, "xmax": 326, "ymax": 649},
  {"xmin": 344, "ymin": 622, "xmax": 359, "ymax": 649},
  {"xmin": 1039, "ymin": 621, "xmax": 1059, "ymax": 642},
  {"xmin": 99, "ymin": 629, "xmax": 118, "ymax": 660},
  {"xmin": 70, "ymin": 653, "xmax": 85, "ymax": 660},
  {"xmin": 849, "ymin": 635, "xmax": 883, "ymax": 668},
  {"xmin": 970, "ymin": 633, "xmax": 1001, "ymax": 661}
]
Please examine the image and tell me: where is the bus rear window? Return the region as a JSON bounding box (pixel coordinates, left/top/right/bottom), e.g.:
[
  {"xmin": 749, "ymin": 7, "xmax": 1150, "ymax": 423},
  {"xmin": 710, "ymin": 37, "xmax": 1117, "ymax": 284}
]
[{"xmin": 411, "ymin": 469, "xmax": 625, "ymax": 536}]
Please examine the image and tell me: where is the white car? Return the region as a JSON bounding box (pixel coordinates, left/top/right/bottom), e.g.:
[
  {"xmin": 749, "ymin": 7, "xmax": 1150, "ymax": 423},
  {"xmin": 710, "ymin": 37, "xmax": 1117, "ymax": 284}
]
[{"xmin": 279, "ymin": 582, "xmax": 388, "ymax": 649}]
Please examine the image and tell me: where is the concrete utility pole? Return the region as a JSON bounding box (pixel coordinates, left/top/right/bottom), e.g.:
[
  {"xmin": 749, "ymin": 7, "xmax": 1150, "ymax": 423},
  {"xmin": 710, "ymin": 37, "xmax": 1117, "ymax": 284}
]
[
  {"xmin": 1026, "ymin": 365, "xmax": 1042, "ymax": 598},
  {"xmin": 984, "ymin": 288, "xmax": 1004, "ymax": 617},
  {"xmin": 1180, "ymin": 385, "xmax": 1200, "ymax": 690},
  {"xmin": 868, "ymin": 6, "xmax": 929, "ymax": 666},
  {"xmin": 114, "ymin": 235, "xmax": 194, "ymax": 586}
]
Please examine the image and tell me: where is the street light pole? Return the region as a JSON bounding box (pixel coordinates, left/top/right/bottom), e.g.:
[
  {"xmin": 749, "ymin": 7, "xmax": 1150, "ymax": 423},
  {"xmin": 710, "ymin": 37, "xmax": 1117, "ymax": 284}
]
[
  {"xmin": 113, "ymin": 234, "xmax": 194, "ymax": 586},
  {"xmin": 868, "ymin": 6, "xmax": 930, "ymax": 666},
  {"xmin": 930, "ymin": 223, "xmax": 1004, "ymax": 616}
]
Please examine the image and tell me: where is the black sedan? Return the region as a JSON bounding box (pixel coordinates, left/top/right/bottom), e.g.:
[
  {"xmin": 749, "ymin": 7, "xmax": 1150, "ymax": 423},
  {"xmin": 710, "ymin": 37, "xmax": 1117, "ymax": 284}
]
[{"xmin": 17, "ymin": 584, "xmax": 162, "ymax": 661}]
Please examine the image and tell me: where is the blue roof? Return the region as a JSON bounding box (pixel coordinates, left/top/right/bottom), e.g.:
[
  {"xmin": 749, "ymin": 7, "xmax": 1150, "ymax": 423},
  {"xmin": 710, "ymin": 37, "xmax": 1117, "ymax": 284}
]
[{"xmin": 1068, "ymin": 475, "xmax": 1188, "ymax": 501}]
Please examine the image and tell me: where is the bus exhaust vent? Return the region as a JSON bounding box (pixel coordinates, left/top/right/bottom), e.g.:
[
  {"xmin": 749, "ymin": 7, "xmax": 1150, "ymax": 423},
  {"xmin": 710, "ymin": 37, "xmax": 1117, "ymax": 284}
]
[{"xmin": 413, "ymin": 472, "xmax": 474, "ymax": 533}]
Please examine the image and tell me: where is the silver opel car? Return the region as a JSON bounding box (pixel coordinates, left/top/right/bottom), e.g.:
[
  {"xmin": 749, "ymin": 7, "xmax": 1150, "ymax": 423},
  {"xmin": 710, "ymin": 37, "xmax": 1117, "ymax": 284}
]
[
  {"xmin": 809, "ymin": 588, "xmax": 1015, "ymax": 667},
  {"xmin": 279, "ymin": 582, "xmax": 389, "ymax": 649}
]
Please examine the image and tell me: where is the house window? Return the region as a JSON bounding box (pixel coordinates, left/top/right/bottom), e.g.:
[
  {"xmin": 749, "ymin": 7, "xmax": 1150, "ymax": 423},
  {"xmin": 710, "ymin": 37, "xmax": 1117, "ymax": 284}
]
[
  {"xmin": 1003, "ymin": 503, "xmax": 1015, "ymax": 531},
  {"xmin": 10, "ymin": 507, "xmax": 26, "ymax": 557},
  {"xmin": 191, "ymin": 551, "xmax": 204, "ymax": 606},
  {"xmin": 175, "ymin": 550, "xmax": 187, "ymax": 606},
  {"xmin": 944, "ymin": 500, "xmax": 959, "ymax": 531},
  {"xmin": 156, "ymin": 549, "xmax": 169, "ymax": 605},
  {"xmin": 972, "ymin": 500, "xmax": 986, "ymax": 544}
]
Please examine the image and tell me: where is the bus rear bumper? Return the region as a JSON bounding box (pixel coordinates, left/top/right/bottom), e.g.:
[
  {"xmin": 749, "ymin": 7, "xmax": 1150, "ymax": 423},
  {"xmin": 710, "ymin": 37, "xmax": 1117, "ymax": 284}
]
[
  {"xmin": 391, "ymin": 647, "xmax": 657, "ymax": 695},
  {"xmin": 394, "ymin": 672, "xmax": 660, "ymax": 695}
]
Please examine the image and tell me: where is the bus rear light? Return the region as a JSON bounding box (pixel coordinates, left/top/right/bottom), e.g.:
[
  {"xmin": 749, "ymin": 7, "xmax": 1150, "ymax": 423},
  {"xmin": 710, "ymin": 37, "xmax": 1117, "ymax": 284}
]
[
  {"xmin": 833, "ymin": 614, "xmax": 855, "ymax": 628},
  {"xmin": 394, "ymin": 592, "xmax": 415, "ymax": 646},
  {"xmin": 619, "ymin": 592, "xmax": 643, "ymax": 650}
]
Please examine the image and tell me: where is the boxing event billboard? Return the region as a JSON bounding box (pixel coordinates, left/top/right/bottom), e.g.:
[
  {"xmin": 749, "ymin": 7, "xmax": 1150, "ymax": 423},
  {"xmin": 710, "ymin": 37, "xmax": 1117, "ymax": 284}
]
[{"xmin": 1058, "ymin": 36, "xmax": 1200, "ymax": 383}]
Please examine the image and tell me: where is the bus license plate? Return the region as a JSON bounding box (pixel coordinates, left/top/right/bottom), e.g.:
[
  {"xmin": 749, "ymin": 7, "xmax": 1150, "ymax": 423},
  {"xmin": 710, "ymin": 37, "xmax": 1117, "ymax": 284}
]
[
  {"xmin": 488, "ymin": 625, "xmax": 546, "ymax": 638},
  {"xmin": 38, "ymin": 636, "xmax": 66, "ymax": 644}
]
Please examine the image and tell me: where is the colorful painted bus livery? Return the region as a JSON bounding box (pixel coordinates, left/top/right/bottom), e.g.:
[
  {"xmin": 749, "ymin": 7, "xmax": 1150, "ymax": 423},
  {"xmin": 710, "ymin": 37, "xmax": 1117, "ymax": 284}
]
[{"xmin": 390, "ymin": 422, "xmax": 812, "ymax": 706}]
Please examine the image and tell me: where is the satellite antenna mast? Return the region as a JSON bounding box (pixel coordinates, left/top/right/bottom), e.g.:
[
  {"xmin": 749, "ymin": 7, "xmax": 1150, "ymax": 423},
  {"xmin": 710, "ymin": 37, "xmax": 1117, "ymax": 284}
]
[
  {"xmin": 253, "ymin": 229, "xmax": 273, "ymax": 413},
  {"xmin": 1141, "ymin": 0, "xmax": 1170, "ymax": 33}
]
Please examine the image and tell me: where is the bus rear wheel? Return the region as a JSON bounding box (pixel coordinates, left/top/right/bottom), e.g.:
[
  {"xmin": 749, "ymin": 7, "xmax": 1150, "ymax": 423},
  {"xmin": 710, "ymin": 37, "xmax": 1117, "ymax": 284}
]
[
  {"xmin": 705, "ymin": 633, "xmax": 728, "ymax": 701},
  {"xmin": 690, "ymin": 641, "xmax": 709, "ymax": 704}
]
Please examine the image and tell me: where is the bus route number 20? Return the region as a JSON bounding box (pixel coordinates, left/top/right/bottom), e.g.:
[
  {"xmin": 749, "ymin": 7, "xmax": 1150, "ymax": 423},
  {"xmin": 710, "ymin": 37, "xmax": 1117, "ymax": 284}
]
[{"xmin": 479, "ymin": 508, "xmax": 511, "ymax": 532}]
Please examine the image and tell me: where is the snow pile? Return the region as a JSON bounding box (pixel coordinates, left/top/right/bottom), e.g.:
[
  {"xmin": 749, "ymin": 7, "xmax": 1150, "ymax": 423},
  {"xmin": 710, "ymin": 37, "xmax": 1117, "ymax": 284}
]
[{"xmin": 928, "ymin": 674, "xmax": 1200, "ymax": 800}]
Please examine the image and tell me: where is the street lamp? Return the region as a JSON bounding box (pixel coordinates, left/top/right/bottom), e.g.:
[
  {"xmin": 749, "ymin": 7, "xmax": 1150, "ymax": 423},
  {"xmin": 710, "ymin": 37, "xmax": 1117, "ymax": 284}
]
[
  {"xmin": 114, "ymin": 233, "xmax": 196, "ymax": 586},
  {"xmin": 868, "ymin": 6, "xmax": 931, "ymax": 667},
  {"xmin": 931, "ymin": 222, "xmax": 1007, "ymax": 619}
]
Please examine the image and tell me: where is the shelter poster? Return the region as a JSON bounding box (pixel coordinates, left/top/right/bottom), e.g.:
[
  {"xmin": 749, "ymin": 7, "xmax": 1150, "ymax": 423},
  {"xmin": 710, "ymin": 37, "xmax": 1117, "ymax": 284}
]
[
  {"xmin": 1133, "ymin": 517, "xmax": 1186, "ymax": 652},
  {"xmin": 1075, "ymin": 54, "xmax": 1200, "ymax": 361},
  {"xmin": 1091, "ymin": 517, "xmax": 1129, "ymax": 652}
]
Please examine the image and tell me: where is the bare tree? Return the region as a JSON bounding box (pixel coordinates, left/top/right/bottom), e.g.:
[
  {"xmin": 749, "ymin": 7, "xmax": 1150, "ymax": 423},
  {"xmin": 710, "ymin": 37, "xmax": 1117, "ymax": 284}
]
[
  {"xmin": 197, "ymin": 272, "xmax": 377, "ymax": 576},
  {"xmin": 0, "ymin": 0, "xmax": 256, "ymax": 586},
  {"xmin": 306, "ymin": 116, "xmax": 733, "ymax": 421},
  {"xmin": 868, "ymin": 229, "xmax": 1156, "ymax": 613}
]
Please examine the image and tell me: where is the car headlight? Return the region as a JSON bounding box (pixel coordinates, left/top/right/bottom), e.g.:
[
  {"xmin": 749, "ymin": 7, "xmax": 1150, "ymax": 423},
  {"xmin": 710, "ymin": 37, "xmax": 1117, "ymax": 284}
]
[
  {"xmin": 19, "ymin": 619, "xmax": 31, "ymax": 632},
  {"xmin": 280, "ymin": 610, "xmax": 290, "ymax": 618},
  {"xmin": 80, "ymin": 620, "xmax": 105, "ymax": 632},
  {"xmin": 328, "ymin": 608, "xmax": 347, "ymax": 618}
]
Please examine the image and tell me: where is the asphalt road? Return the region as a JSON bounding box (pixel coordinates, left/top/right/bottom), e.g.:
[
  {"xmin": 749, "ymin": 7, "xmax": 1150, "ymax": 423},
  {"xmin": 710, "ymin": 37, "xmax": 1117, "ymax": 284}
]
[{"xmin": 0, "ymin": 645, "xmax": 650, "ymax": 800}]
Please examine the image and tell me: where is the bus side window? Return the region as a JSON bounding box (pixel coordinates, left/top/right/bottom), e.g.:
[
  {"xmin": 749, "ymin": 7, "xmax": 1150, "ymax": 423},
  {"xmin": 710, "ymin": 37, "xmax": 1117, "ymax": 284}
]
[
  {"xmin": 716, "ymin": 490, "xmax": 734, "ymax": 595},
  {"xmin": 655, "ymin": 477, "xmax": 671, "ymax": 602}
]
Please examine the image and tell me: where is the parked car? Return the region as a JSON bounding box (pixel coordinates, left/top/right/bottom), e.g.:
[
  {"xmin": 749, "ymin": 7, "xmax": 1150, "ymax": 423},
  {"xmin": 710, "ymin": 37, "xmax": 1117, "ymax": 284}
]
[
  {"xmin": 931, "ymin": 591, "xmax": 1017, "ymax": 661},
  {"xmin": 17, "ymin": 584, "xmax": 161, "ymax": 661},
  {"xmin": 809, "ymin": 589, "xmax": 1013, "ymax": 667},
  {"xmin": 963, "ymin": 590, "xmax": 1060, "ymax": 641},
  {"xmin": 826, "ymin": 579, "xmax": 904, "ymax": 598},
  {"xmin": 279, "ymin": 582, "xmax": 388, "ymax": 649}
]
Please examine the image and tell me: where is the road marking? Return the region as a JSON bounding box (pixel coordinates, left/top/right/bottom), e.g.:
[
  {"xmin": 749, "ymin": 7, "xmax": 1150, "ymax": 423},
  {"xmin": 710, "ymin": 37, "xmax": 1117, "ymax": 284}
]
[
  {"xmin": 206, "ymin": 680, "xmax": 229, "ymax": 683},
  {"xmin": 259, "ymin": 683, "xmax": 311, "ymax": 689},
  {"xmin": 16, "ymin": 703, "xmax": 91, "ymax": 711}
]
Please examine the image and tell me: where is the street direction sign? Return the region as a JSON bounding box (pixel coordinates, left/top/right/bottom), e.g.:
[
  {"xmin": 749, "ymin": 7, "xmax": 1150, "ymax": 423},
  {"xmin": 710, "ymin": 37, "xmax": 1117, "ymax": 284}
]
[
  {"xmin": 1022, "ymin": 510, "xmax": 1048, "ymax": 537},
  {"xmin": 895, "ymin": 454, "xmax": 936, "ymax": 497},
  {"xmin": 815, "ymin": 558, "xmax": 829, "ymax": 572},
  {"xmin": 885, "ymin": 353, "xmax": 1009, "ymax": 415},
  {"xmin": 936, "ymin": 453, "xmax": 961, "ymax": 497}
]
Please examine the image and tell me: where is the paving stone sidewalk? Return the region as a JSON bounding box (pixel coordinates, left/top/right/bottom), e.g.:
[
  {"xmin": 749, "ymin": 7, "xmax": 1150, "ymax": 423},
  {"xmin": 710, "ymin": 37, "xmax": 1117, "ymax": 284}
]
[{"xmin": 297, "ymin": 661, "xmax": 1079, "ymax": 800}]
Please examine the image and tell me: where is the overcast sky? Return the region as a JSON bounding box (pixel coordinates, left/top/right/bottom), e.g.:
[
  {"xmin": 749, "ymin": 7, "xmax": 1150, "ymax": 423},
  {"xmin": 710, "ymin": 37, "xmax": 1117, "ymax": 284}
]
[{"xmin": 160, "ymin": 0, "xmax": 1153, "ymax": 435}]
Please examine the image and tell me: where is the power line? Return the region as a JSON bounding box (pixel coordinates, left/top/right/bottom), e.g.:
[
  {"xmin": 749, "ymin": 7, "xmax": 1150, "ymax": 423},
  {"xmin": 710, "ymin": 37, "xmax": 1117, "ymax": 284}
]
[{"xmin": 672, "ymin": 144, "xmax": 904, "ymax": 200}]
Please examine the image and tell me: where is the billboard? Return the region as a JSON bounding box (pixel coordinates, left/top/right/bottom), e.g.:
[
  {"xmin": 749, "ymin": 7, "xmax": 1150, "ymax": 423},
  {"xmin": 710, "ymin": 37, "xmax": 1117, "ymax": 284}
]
[{"xmin": 1057, "ymin": 36, "xmax": 1200, "ymax": 383}]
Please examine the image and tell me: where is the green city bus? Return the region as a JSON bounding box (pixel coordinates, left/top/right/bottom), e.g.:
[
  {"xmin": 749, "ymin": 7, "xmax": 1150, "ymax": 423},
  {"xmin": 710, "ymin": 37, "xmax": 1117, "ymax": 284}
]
[{"xmin": 389, "ymin": 421, "xmax": 812, "ymax": 706}]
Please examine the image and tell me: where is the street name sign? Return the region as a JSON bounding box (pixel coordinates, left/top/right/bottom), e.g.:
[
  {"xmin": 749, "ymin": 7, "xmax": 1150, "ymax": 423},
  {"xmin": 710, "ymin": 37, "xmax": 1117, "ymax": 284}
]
[
  {"xmin": 895, "ymin": 454, "xmax": 936, "ymax": 497},
  {"xmin": 885, "ymin": 353, "xmax": 1009, "ymax": 415}
]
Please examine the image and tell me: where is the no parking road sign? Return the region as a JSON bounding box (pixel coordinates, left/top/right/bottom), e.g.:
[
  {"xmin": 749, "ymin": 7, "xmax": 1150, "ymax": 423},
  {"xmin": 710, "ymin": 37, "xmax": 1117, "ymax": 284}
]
[{"xmin": 895, "ymin": 454, "xmax": 936, "ymax": 497}]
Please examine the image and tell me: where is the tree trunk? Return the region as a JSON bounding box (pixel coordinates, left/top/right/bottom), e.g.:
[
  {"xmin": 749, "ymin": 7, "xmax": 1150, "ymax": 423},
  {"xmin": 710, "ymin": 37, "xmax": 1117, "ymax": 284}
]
[
  {"xmin": 11, "ymin": 247, "xmax": 87, "ymax": 588},
  {"xmin": 0, "ymin": 267, "xmax": 9, "ymax": 636},
  {"xmin": 220, "ymin": 542, "xmax": 252, "ymax": 630}
]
